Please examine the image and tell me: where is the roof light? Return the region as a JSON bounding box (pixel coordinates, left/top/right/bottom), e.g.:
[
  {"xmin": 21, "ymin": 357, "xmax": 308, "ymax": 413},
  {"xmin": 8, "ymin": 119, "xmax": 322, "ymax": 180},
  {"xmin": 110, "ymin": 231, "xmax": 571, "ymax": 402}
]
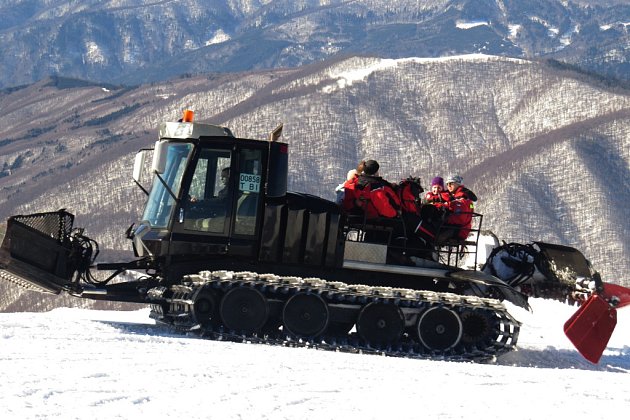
[{"xmin": 182, "ymin": 109, "xmax": 194, "ymax": 122}]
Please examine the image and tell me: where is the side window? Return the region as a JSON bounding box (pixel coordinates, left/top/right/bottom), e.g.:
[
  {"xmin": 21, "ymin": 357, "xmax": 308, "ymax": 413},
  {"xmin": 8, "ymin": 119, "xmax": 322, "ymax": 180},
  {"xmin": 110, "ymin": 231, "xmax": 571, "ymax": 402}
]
[
  {"xmin": 213, "ymin": 163, "xmax": 231, "ymax": 198},
  {"xmin": 188, "ymin": 159, "xmax": 207, "ymax": 201},
  {"xmin": 234, "ymin": 149, "xmax": 262, "ymax": 235},
  {"xmin": 183, "ymin": 149, "xmax": 232, "ymax": 234}
]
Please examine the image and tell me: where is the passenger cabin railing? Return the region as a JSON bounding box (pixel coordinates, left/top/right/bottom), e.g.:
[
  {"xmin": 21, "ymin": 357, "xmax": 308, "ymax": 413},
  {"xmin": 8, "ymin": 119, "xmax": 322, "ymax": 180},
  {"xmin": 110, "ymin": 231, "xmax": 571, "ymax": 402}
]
[
  {"xmin": 434, "ymin": 212, "xmax": 482, "ymax": 268},
  {"xmin": 342, "ymin": 209, "xmax": 483, "ymax": 270}
]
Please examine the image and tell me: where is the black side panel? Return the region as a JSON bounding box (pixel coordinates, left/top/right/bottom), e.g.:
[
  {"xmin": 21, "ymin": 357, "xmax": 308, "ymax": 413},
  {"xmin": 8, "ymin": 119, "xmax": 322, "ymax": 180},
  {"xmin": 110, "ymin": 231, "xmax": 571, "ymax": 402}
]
[
  {"xmin": 304, "ymin": 211, "xmax": 327, "ymax": 265},
  {"xmin": 283, "ymin": 208, "xmax": 306, "ymax": 264},
  {"xmin": 260, "ymin": 193, "xmax": 343, "ymax": 268},
  {"xmin": 326, "ymin": 212, "xmax": 343, "ymax": 266},
  {"xmin": 259, "ymin": 202, "xmax": 286, "ymax": 262}
]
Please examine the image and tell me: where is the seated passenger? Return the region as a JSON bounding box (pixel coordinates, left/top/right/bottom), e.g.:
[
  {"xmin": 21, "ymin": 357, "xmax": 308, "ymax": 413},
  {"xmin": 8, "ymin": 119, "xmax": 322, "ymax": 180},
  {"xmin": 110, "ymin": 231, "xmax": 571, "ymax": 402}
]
[
  {"xmin": 397, "ymin": 176, "xmax": 424, "ymax": 215},
  {"xmin": 445, "ymin": 174, "xmax": 477, "ymax": 202},
  {"xmin": 339, "ymin": 160, "xmax": 365, "ymax": 213},
  {"xmin": 423, "ymin": 177, "xmax": 450, "ymax": 208},
  {"xmin": 354, "ymin": 160, "xmax": 401, "ymax": 219},
  {"xmin": 335, "ymin": 169, "xmax": 357, "ymax": 205},
  {"xmin": 442, "ymin": 174, "xmax": 476, "ymax": 240}
]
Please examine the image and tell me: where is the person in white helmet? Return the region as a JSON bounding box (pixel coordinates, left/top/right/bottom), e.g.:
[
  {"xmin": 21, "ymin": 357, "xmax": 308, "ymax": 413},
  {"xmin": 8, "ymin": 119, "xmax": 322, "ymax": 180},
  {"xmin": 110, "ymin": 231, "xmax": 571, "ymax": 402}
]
[{"xmin": 445, "ymin": 174, "xmax": 477, "ymax": 202}]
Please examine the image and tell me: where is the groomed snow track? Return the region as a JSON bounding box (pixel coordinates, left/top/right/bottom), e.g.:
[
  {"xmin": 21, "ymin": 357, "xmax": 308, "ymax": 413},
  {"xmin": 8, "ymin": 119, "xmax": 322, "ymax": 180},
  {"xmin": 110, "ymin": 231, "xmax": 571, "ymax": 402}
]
[{"xmin": 148, "ymin": 271, "xmax": 521, "ymax": 362}]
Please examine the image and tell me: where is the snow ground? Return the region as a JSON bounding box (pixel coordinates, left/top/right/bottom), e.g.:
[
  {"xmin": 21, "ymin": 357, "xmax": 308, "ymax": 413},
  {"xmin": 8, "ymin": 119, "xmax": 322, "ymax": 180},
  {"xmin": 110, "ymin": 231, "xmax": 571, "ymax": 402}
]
[{"xmin": 1, "ymin": 298, "xmax": 628, "ymax": 420}]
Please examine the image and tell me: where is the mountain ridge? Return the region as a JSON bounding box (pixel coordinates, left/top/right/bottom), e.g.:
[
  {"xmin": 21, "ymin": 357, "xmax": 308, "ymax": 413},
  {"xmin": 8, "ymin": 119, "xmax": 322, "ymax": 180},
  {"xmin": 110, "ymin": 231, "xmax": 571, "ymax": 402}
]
[{"xmin": 2, "ymin": 0, "xmax": 630, "ymax": 88}]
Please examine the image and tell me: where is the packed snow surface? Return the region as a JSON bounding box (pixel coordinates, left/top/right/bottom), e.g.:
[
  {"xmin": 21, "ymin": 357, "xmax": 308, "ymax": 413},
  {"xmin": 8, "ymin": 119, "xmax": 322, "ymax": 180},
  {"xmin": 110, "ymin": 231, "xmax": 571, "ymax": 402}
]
[{"xmin": 1, "ymin": 298, "xmax": 629, "ymax": 419}]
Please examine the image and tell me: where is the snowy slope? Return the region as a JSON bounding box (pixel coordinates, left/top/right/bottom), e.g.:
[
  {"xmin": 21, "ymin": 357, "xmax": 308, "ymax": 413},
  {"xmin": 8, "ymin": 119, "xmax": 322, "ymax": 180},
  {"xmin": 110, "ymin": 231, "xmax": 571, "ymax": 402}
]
[{"xmin": 1, "ymin": 298, "xmax": 628, "ymax": 420}]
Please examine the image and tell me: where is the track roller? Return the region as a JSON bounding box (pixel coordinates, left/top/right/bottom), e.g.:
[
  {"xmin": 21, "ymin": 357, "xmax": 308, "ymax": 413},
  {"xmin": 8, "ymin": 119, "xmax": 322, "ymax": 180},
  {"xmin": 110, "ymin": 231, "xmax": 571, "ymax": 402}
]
[
  {"xmin": 282, "ymin": 293, "xmax": 329, "ymax": 337},
  {"xmin": 460, "ymin": 309, "xmax": 494, "ymax": 346},
  {"xmin": 417, "ymin": 307, "xmax": 462, "ymax": 351},
  {"xmin": 356, "ymin": 302, "xmax": 404, "ymax": 347},
  {"xmin": 191, "ymin": 286, "xmax": 219, "ymax": 326},
  {"xmin": 219, "ymin": 287, "xmax": 268, "ymax": 333}
]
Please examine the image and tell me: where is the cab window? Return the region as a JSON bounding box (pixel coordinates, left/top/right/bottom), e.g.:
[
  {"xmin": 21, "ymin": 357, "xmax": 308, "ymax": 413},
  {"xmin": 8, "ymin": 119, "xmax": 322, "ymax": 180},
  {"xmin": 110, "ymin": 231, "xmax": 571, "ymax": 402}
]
[
  {"xmin": 142, "ymin": 143, "xmax": 192, "ymax": 228},
  {"xmin": 182, "ymin": 149, "xmax": 232, "ymax": 234}
]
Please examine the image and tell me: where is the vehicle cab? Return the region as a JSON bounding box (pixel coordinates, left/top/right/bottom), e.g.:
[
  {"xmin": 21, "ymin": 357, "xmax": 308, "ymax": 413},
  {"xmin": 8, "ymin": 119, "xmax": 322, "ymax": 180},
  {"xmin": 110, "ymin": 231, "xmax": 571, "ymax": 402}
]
[{"xmin": 132, "ymin": 112, "xmax": 288, "ymax": 264}]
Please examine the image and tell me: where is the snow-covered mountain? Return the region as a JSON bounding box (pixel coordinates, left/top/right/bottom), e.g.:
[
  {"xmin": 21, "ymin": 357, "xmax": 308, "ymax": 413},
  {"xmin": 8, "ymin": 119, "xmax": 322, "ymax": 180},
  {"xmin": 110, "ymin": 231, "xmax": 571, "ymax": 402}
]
[
  {"xmin": 0, "ymin": 54, "xmax": 629, "ymax": 311},
  {"xmin": 2, "ymin": 0, "xmax": 630, "ymax": 88},
  {"xmin": 0, "ymin": 298, "xmax": 629, "ymax": 419}
]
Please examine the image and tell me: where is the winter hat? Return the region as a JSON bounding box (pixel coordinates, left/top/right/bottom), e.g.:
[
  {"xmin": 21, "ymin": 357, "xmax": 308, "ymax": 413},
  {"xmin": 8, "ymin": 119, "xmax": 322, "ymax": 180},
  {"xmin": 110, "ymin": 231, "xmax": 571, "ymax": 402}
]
[
  {"xmin": 431, "ymin": 176, "xmax": 444, "ymax": 189},
  {"xmin": 363, "ymin": 160, "xmax": 380, "ymax": 175},
  {"xmin": 446, "ymin": 174, "xmax": 463, "ymax": 185},
  {"xmin": 346, "ymin": 169, "xmax": 358, "ymax": 180}
]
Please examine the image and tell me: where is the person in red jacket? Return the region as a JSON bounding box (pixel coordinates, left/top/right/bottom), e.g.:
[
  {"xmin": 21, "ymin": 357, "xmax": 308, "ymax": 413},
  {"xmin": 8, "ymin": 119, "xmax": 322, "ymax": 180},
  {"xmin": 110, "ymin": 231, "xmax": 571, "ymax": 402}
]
[
  {"xmin": 336, "ymin": 169, "xmax": 357, "ymax": 202},
  {"xmin": 423, "ymin": 176, "xmax": 450, "ymax": 208},
  {"xmin": 413, "ymin": 176, "xmax": 450, "ymax": 243},
  {"xmin": 443, "ymin": 174, "xmax": 476, "ymax": 240},
  {"xmin": 339, "ymin": 160, "xmax": 365, "ymax": 214},
  {"xmin": 445, "ymin": 174, "xmax": 477, "ymax": 202},
  {"xmin": 354, "ymin": 160, "xmax": 401, "ymax": 219}
]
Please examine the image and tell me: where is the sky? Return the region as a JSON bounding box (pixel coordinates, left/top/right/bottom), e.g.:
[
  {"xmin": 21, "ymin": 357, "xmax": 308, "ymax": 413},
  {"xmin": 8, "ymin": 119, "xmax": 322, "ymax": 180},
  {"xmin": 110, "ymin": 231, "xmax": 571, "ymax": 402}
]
[{"xmin": 1, "ymin": 297, "xmax": 629, "ymax": 420}]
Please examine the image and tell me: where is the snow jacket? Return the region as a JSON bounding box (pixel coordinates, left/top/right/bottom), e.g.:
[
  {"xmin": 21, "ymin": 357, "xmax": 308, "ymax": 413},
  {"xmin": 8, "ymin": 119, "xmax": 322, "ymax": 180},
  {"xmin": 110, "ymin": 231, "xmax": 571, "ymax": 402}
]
[
  {"xmin": 397, "ymin": 177, "xmax": 424, "ymax": 215},
  {"xmin": 341, "ymin": 175, "xmax": 361, "ymax": 213},
  {"xmin": 449, "ymin": 185, "xmax": 477, "ymax": 202},
  {"xmin": 424, "ymin": 191, "xmax": 451, "ymax": 209},
  {"xmin": 355, "ymin": 175, "xmax": 401, "ymax": 219},
  {"xmin": 445, "ymin": 198, "xmax": 475, "ymax": 239}
]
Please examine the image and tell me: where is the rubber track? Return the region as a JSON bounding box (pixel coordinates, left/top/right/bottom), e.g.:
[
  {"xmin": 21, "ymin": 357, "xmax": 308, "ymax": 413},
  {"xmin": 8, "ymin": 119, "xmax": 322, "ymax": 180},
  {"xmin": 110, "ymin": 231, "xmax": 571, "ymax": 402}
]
[{"xmin": 148, "ymin": 270, "xmax": 521, "ymax": 362}]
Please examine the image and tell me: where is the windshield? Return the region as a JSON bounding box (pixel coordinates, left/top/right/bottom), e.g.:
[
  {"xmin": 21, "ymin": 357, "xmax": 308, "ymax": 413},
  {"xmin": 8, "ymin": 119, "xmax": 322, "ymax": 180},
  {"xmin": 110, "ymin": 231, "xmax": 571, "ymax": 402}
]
[{"xmin": 142, "ymin": 142, "xmax": 193, "ymax": 228}]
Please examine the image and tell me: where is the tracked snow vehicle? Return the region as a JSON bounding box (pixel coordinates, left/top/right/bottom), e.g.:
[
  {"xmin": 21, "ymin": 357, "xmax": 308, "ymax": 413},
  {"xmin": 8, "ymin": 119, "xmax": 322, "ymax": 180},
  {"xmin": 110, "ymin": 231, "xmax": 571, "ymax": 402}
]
[{"xmin": 1, "ymin": 111, "xmax": 628, "ymax": 363}]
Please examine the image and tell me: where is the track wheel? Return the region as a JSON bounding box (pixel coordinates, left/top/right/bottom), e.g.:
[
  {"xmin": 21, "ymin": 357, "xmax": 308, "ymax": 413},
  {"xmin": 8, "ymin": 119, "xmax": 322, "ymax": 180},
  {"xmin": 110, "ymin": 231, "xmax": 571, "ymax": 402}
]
[
  {"xmin": 417, "ymin": 307, "xmax": 462, "ymax": 351},
  {"xmin": 283, "ymin": 293, "xmax": 329, "ymax": 337},
  {"xmin": 219, "ymin": 287, "xmax": 268, "ymax": 334},
  {"xmin": 460, "ymin": 310, "xmax": 494, "ymax": 346},
  {"xmin": 191, "ymin": 287, "xmax": 219, "ymax": 327},
  {"xmin": 356, "ymin": 302, "xmax": 404, "ymax": 347}
]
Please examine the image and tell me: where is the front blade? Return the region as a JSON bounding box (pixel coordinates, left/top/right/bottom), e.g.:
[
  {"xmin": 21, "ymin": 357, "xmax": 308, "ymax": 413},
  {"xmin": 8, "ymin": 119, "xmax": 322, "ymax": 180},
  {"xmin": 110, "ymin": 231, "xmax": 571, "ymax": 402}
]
[
  {"xmin": 564, "ymin": 294, "xmax": 617, "ymax": 364},
  {"xmin": 0, "ymin": 211, "xmax": 77, "ymax": 294},
  {"xmin": 603, "ymin": 282, "xmax": 630, "ymax": 309}
]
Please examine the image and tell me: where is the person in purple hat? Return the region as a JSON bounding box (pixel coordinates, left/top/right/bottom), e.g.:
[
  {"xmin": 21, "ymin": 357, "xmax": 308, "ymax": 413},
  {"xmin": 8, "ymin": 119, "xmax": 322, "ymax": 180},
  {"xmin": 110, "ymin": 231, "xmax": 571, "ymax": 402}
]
[{"xmin": 423, "ymin": 176, "xmax": 450, "ymax": 208}]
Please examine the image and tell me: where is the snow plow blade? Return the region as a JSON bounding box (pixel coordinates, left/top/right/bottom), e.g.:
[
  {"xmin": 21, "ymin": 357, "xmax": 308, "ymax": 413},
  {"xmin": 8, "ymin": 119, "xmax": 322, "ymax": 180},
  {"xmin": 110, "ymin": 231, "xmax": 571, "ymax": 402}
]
[
  {"xmin": 602, "ymin": 282, "xmax": 630, "ymax": 309},
  {"xmin": 0, "ymin": 211, "xmax": 78, "ymax": 294},
  {"xmin": 564, "ymin": 294, "xmax": 617, "ymax": 364}
]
